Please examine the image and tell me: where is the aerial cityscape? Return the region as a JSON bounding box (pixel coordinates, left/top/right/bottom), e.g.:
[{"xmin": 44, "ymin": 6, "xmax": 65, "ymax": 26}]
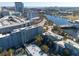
[{"xmin": 0, "ymin": 2, "xmax": 79, "ymax": 56}]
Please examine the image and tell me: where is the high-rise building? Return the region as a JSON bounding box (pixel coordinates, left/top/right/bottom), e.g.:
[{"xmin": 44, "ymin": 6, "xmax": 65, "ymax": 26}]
[
  {"xmin": 15, "ymin": 2, "xmax": 24, "ymax": 13},
  {"xmin": 27, "ymin": 10, "xmax": 39, "ymax": 20}
]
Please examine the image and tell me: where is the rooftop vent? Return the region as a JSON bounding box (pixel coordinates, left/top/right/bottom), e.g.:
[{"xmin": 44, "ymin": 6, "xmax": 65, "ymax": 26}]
[{"xmin": 8, "ymin": 16, "xmax": 16, "ymax": 22}]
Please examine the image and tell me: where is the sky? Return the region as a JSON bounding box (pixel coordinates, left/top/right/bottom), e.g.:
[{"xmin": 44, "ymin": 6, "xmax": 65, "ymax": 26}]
[{"xmin": 0, "ymin": 2, "xmax": 79, "ymax": 7}]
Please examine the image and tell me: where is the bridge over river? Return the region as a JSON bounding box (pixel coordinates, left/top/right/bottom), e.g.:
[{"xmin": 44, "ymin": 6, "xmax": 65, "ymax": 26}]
[
  {"xmin": 59, "ymin": 24, "xmax": 79, "ymax": 29},
  {"xmin": 45, "ymin": 14, "xmax": 79, "ymax": 39},
  {"xmin": 45, "ymin": 14, "xmax": 79, "ymax": 29}
]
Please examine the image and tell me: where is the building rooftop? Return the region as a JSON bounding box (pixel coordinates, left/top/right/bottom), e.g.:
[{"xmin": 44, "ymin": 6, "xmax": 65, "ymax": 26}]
[
  {"xmin": 0, "ymin": 16, "xmax": 26, "ymax": 27},
  {"xmin": 31, "ymin": 17, "xmax": 40, "ymax": 20},
  {"xmin": 43, "ymin": 32, "xmax": 63, "ymax": 40},
  {"xmin": 0, "ymin": 15, "xmax": 31, "ymax": 33},
  {"xmin": 65, "ymin": 39, "xmax": 79, "ymax": 49},
  {"xmin": 26, "ymin": 44, "xmax": 47, "ymax": 56},
  {"xmin": 0, "ymin": 33, "xmax": 10, "ymax": 38},
  {"xmin": 0, "ymin": 24, "xmax": 41, "ymax": 38},
  {"xmin": 54, "ymin": 41, "xmax": 65, "ymax": 48},
  {"xmin": 74, "ymin": 20, "xmax": 79, "ymax": 23}
]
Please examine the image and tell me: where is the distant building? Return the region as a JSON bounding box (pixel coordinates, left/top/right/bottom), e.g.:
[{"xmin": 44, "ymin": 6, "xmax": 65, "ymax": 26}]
[
  {"xmin": 22, "ymin": 11, "xmax": 27, "ymax": 18},
  {"xmin": 9, "ymin": 11, "xmax": 21, "ymax": 16},
  {"xmin": 26, "ymin": 10, "xmax": 39, "ymax": 20},
  {"xmin": 15, "ymin": 2, "xmax": 24, "ymax": 13},
  {"xmin": 0, "ymin": 10, "xmax": 9, "ymax": 18}
]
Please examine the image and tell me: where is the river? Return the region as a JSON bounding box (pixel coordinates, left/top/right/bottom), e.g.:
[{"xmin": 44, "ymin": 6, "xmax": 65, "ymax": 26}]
[{"xmin": 45, "ymin": 14, "xmax": 79, "ymax": 39}]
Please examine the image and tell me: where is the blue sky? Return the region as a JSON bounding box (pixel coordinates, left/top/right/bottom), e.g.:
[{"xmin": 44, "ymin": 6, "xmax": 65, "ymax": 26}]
[{"xmin": 0, "ymin": 2, "xmax": 79, "ymax": 7}]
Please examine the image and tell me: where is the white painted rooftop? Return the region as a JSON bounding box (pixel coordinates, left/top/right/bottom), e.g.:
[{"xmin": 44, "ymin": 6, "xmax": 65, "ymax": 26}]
[
  {"xmin": 65, "ymin": 39, "xmax": 79, "ymax": 49},
  {"xmin": 43, "ymin": 32, "xmax": 63, "ymax": 40},
  {"xmin": 0, "ymin": 33, "xmax": 10, "ymax": 38},
  {"xmin": 26, "ymin": 44, "xmax": 47, "ymax": 56},
  {"xmin": 54, "ymin": 41, "xmax": 65, "ymax": 48},
  {"xmin": 74, "ymin": 20, "xmax": 79, "ymax": 23},
  {"xmin": 0, "ymin": 16, "xmax": 26, "ymax": 27},
  {"xmin": 31, "ymin": 17, "xmax": 40, "ymax": 20}
]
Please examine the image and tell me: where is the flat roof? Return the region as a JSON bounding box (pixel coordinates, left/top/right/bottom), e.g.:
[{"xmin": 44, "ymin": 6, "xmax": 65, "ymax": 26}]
[
  {"xmin": 0, "ymin": 33, "xmax": 10, "ymax": 38},
  {"xmin": 0, "ymin": 16, "xmax": 26, "ymax": 27},
  {"xmin": 26, "ymin": 44, "xmax": 47, "ymax": 56},
  {"xmin": 0, "ymin": 25, "xmax": 41, "ymax": 38},
  {"xmin": 54, "ymin": 41, "xmax": 65, "ymax": 48},
  {"xmin": 47, "ymin": 35, "xmax": 61, "ymax": 41},
  {"xmin": 65, "ymin": 39, "xmax": 79, "ymax": 49},
  {"xmin": 31, "ymin": 17, "xmax": 40, "ymax": 20},
  {"xmin": 43, "ymin": 32, "xmax": 63, "ymax": 40}
]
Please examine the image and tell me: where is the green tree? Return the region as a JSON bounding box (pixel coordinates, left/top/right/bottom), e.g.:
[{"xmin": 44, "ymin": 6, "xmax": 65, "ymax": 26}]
[
  {"xmin": 63, "ymin": 33, "xmax": 68, "ymax": 41},
  {"xmin": 63, "ymin": 48, "xmax": 70, "ymax": 56},
  {"xmin": 35, "ymin": 35, "xmax": 43, "ymax": 46},
  {"xmin": 44, "ymin": 26, "xmax": 49, "ymax": 32},
  {"xmin": 8, "ymin": 48, "xmax": 14, "ymax": 56},
  {"xmin": 0, "ymin": 47, "xmax": 2, "ymax": 56},
  {"xmin": 41, "ymin": 45, "xmax": 49, "ymax": 53},
  {"xmin": 38, "ymin": 12, "xmax": 44, "ymax": 20},
  {"xmin": 52, "ymin": 26, "xmax": 60, "ymax": 32}
]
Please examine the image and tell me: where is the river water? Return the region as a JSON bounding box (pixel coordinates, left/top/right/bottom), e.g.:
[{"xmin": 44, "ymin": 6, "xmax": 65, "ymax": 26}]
[{"xmin": 45, "ymin": 14, "xmax": 79, "ymax": 39}]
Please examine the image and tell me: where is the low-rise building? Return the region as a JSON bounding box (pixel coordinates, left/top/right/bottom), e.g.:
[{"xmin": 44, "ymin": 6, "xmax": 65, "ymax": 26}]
[
  {"xmin": 65, "ymin": 39, "xmax": 79, "ymax": 56},
  {"xmin": 43, "ymin": 32, "xmax": 63, "ymax": 41},
  {"xmin": 25, "ymin": 44, "xmax": 47, "ymax": 56}
]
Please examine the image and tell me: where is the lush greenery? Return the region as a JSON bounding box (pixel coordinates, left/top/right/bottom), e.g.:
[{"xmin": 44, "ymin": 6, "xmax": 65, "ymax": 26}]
[
  {"xmin": 34, "ymin": 34, "xmax": 43, "ymax": 46},
  {"xmin": 8, "ymin": 48, "xmax": 14, "ymax": 56},
  {"xmin": 41, "ymin": 45, "xmax": 49, "ymax": 53},
  {"xmin": 63, "ymin": 48, "xmax": 70, "ymax": 56}
]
